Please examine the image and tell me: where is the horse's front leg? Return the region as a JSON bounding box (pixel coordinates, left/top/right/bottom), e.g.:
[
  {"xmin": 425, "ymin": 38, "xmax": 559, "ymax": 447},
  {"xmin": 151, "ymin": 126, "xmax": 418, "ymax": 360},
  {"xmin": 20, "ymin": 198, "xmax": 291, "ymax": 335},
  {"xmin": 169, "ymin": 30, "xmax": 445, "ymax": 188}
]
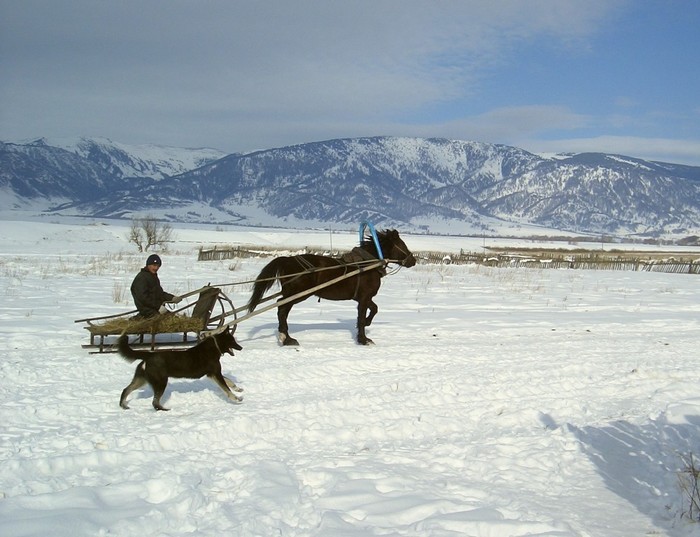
[
  {"xmin": 356, "ymin": 299, "xmax": 374, "ymax": 345},
  {"xmin": 277, "ymin": 300, "xmax": 299, "ymax": 346},
  {"xmin": 365, "ymin": 299, "xmax": 378, "ymax": 326}
]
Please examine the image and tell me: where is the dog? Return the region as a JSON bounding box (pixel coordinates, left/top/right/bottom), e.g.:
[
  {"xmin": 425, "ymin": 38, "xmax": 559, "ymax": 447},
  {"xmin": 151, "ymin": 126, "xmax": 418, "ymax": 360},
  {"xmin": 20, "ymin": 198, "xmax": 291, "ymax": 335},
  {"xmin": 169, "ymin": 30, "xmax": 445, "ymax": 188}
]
[{"xmin": 116, "ymin": 327, "xmax": 243, "ymax": 411}]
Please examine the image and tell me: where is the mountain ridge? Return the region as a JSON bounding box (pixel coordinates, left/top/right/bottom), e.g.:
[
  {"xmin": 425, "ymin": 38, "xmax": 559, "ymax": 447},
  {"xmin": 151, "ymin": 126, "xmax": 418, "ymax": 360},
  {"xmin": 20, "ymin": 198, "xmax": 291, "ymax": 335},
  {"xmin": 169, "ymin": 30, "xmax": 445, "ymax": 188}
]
[{"xmin": 1, "ymin": 136, "xmax": 699, "ymax": 238}]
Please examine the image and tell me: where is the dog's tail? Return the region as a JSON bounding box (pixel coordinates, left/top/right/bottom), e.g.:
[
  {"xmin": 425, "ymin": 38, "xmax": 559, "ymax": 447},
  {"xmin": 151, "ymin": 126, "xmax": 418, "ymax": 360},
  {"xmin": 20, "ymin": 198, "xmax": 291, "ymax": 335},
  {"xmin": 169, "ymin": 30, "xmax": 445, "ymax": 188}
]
[{"xmin": 116, "ymin": 334, "xmax": 150, "ymax": 363}]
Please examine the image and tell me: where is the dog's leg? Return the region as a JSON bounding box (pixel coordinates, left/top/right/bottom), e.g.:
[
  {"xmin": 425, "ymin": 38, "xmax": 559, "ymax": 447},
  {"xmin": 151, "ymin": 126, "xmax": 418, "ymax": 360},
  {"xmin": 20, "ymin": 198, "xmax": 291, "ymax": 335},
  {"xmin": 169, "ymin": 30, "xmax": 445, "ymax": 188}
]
[
  {"xmin": 150, "ymin": 376, "xmax": 170, "ymax": 411},
  {"xmin": 210, "ymin": 373, "xmax": 243, "ymax": 403},
  {"xmin": 120, "ymin": 366, "xmax": 148, "ymax": 409},
  {"xmin": 224, "ymin": 375, "xmax": 244, "ymax": 393}
]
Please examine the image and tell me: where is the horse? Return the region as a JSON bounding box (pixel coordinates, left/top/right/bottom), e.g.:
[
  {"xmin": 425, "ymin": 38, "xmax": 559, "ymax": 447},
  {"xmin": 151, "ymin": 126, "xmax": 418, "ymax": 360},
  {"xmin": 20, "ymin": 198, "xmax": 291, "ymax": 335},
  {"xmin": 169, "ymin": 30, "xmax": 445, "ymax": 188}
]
[{"xmin": 246, "ymin": 228, "xmax": 416, "ymax": 345}]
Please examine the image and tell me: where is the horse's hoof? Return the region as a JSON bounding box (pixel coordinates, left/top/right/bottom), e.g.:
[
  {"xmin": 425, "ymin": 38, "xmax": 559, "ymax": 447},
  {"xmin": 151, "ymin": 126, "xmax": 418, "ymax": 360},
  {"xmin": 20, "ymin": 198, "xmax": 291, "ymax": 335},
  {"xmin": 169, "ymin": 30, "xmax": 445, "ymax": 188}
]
[
  {"xmin": 279, "ymin": 333, "xmax": 299, "ymax": 346},
  {"xmin": 358, "ymin": 338, "xmax": 374, "ymax": 346}
]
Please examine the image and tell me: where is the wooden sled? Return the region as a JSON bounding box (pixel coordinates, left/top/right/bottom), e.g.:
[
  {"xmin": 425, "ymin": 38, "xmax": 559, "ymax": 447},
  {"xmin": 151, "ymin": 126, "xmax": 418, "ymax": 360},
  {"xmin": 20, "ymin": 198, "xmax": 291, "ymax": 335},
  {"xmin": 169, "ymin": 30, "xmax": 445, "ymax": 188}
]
[{"xmin": 75, "ymin": 286, "xmax": 236, "ymax": 353}]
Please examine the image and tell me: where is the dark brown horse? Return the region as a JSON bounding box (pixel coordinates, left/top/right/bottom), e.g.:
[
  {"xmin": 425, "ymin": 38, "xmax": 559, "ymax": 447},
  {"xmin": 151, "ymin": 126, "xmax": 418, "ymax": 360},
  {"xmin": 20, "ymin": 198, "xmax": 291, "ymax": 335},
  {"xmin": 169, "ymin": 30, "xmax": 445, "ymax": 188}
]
[{"xmin": 246, "ymin": 229, "xmax": 416, "ymax": 345}]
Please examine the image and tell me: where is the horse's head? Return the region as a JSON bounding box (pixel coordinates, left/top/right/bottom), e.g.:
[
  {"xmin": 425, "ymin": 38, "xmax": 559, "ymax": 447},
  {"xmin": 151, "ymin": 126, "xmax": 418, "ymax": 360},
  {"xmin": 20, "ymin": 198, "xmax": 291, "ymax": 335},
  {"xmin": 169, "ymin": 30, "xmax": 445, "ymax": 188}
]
[{"xmin": 377, "ymin": 229, "xmax": 416, "ymax": 268}]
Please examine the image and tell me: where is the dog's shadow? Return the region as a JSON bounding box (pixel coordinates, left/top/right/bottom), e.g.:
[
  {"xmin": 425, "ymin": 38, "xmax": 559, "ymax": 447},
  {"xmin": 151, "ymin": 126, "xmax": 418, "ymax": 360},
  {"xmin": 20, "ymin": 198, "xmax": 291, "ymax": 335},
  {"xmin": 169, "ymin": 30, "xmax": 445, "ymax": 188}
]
[{"xmin": 131, "ymin": 375, "xmax": 242, "ymax": 406}]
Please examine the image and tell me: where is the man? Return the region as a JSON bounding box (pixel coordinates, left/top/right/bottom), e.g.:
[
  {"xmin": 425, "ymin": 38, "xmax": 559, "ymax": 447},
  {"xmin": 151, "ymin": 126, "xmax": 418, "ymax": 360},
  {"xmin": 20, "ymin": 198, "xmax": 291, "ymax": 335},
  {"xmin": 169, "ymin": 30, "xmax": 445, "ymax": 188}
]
[{"xmin": 130, "ymin": 254, "xmax": 181, "ymax": 318}]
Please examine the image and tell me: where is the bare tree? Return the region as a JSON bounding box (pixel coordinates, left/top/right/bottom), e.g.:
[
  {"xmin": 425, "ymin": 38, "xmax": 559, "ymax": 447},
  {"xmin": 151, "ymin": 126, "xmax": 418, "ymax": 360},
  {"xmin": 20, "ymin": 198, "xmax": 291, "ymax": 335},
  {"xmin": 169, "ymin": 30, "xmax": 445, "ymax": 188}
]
[
  {"xmin": 128, "ymin": 218, "xmax": 146, "ymax": 252},
  {"xmin": 127, "ymin": 216, "xmax": 174, "ymax": 252}
]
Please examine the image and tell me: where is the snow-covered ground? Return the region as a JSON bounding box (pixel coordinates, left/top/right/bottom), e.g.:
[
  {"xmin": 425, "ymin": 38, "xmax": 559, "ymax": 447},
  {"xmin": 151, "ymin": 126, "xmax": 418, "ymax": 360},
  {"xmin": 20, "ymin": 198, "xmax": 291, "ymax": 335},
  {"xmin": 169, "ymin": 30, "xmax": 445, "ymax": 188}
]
[{"xmin": 0, "ymin": 219, "xmax": 699, "ymax": 536}]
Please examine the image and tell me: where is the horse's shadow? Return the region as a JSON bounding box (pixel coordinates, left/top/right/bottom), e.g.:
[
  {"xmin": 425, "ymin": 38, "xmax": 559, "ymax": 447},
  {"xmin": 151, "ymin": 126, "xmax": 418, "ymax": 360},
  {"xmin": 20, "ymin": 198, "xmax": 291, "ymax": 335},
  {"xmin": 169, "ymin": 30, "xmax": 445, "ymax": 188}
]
[
  {"xmin": 245, "ymin": 318, "xmax": 358, "ymax": 342},
  {"xmin": 556, "ymin": 410, "xmax": 700, "ymax": 534}
]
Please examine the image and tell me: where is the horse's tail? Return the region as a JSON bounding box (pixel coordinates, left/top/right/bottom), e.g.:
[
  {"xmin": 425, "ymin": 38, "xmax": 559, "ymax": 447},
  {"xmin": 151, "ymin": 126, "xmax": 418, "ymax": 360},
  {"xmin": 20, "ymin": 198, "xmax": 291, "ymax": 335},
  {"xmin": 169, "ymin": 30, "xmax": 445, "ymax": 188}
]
[{"xmin": 247, "ymin": 257, "xmax": 286, "ymax": 312}]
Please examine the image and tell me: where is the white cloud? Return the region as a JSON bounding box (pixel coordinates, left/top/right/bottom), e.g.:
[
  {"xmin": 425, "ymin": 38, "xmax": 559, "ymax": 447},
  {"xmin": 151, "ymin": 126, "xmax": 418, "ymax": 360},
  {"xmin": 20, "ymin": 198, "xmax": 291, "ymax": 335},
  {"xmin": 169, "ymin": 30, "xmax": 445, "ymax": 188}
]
[
  {"xmin": 6, "ymin": 1, "xmax": 696, "ymax": 169},
  {"xmin": 522, "ymin": 136, "xmax": 700, "ymax": 166},
  {"xmin": 0, "ymin": 0, "xmax": 627, "ymax": 152}
]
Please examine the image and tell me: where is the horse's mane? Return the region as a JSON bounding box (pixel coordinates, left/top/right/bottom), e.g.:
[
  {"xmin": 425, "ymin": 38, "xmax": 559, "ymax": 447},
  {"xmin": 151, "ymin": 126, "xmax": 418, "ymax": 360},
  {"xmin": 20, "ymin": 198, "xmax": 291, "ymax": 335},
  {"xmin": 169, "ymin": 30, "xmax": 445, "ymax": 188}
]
[
  {"xmin": 361, "ymin": 229, "xmax": 397, "ymax": 256},
  {"xmin": 361, "ymin": 228, "xmax": 387, "ymax": 245}
]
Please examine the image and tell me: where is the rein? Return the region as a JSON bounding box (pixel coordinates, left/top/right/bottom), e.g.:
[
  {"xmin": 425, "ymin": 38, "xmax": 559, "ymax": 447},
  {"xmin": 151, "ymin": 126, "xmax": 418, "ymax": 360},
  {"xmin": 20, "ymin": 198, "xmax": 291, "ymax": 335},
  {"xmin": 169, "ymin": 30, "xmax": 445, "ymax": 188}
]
[
  {"xmin": 391, "ymin": 241, "xmax": 411, "ymax": 261},
  {"xmin": 209, "ymin": 258, "xmax": 385, "ymax": 289},
  {"xmin": 209, "ymin": 222, "xmax": 411, "ymax": 290}
]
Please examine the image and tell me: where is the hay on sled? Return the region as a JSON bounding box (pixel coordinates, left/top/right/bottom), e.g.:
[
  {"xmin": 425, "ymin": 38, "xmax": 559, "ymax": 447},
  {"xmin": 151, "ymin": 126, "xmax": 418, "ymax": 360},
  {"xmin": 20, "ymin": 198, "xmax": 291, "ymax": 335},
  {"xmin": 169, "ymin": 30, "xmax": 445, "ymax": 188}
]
[
  {"xmin": 86, "ymin": 314, "xmax": 205, "ymax": 336},
  {"xmin": 76, "ymin": 286, "xmax": 234, "ymax": 352}
]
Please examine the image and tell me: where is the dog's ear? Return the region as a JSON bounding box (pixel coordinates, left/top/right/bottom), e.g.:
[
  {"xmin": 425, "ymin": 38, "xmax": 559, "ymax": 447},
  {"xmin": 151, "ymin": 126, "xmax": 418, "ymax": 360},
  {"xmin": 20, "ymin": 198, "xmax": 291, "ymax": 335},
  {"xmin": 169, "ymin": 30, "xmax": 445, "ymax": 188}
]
[{"xmin": 225, "ymin": 326, "xmax": 242, "ymax": 351}]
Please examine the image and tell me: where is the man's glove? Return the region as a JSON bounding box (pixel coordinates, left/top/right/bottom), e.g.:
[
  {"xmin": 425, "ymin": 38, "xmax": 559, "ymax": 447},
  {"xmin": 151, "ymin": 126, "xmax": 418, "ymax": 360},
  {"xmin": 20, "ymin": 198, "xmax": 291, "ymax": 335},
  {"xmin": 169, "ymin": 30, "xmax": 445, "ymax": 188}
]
[{"xmin": 158, "ymin": 304, "xmax": 169, "ymax": 314}]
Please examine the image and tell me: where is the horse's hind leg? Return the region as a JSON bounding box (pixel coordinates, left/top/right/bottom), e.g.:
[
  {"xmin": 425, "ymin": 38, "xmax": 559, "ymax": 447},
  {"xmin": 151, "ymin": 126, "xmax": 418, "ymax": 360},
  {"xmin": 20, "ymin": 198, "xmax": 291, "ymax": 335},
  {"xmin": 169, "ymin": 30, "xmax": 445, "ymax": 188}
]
[{"xmin": 277, "ymin": 300, "xmax": 300, "ymax": 346}]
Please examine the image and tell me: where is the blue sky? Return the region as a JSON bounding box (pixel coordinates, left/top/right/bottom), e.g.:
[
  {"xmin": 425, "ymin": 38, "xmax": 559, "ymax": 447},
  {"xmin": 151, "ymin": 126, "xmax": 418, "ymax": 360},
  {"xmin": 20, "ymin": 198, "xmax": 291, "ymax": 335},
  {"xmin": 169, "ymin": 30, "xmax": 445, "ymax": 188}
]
[{"xmin": 1, "ymin": 0, "xmax": 699, "ymax": 164}]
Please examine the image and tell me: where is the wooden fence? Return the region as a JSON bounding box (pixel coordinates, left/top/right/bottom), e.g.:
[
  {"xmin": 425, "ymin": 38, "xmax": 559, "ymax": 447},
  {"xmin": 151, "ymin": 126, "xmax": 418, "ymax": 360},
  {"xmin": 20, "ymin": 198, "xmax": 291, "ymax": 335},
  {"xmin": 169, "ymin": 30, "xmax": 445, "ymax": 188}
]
[
  {"xmin": 420, "ymin": 250, "xmax": 699, "ymax": 274},
  {"xmin": 197, "ymin": 245, "xmax": 289, "ymax": 261},
  {"xmin": 198, "ymin": 246, "xmax": 699, "ymax": 275}
]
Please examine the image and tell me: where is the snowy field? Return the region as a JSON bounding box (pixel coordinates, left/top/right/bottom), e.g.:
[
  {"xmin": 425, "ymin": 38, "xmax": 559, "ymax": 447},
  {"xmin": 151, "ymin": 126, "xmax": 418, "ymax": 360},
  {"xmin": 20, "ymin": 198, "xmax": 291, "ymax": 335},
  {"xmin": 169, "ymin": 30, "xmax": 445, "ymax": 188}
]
[{"xmin": 1, "ymin": 220, "xmax": 699, "ymax": 536}]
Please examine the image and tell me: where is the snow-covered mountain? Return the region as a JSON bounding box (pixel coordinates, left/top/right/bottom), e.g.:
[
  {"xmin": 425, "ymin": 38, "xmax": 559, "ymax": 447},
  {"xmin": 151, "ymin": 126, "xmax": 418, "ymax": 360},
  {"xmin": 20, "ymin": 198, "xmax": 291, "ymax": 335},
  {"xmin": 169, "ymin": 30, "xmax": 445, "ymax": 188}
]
[
  {"xmin": 38, "ymin": 137, "xmax": 227, "ymax": 180},
  {"xmin": 2, "ymin": 136, "xmax": 699, "ymax": 238},
  {"xmin": 0, "ymin": 137, "xmax": 225, "ymax": 212}
]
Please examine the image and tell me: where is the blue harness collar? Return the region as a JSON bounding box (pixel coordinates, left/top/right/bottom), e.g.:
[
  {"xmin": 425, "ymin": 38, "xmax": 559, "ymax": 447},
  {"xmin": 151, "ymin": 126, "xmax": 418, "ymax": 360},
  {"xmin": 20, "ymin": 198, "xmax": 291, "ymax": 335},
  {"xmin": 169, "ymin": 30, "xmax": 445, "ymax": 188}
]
[{"xmin": 359, "ymin": 221, "xmax": 384, "ymax": 260}]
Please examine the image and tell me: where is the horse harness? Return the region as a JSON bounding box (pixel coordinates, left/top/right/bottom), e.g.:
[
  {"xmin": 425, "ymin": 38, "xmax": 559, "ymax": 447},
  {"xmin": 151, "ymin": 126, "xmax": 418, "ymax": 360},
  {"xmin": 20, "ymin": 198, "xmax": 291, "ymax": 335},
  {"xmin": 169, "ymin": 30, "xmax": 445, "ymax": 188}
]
[{"xmin": 291, "ymin": 248, "xmax": 386, "ymax": 300}]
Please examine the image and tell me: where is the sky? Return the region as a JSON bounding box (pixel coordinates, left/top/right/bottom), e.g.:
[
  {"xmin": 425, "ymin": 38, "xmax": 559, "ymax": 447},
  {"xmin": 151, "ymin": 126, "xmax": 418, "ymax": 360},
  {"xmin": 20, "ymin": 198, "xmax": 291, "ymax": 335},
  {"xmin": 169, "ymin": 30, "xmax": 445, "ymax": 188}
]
[{"xmin": 1, "ymin": 0, "xmax": 699, "ymax": 165}]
